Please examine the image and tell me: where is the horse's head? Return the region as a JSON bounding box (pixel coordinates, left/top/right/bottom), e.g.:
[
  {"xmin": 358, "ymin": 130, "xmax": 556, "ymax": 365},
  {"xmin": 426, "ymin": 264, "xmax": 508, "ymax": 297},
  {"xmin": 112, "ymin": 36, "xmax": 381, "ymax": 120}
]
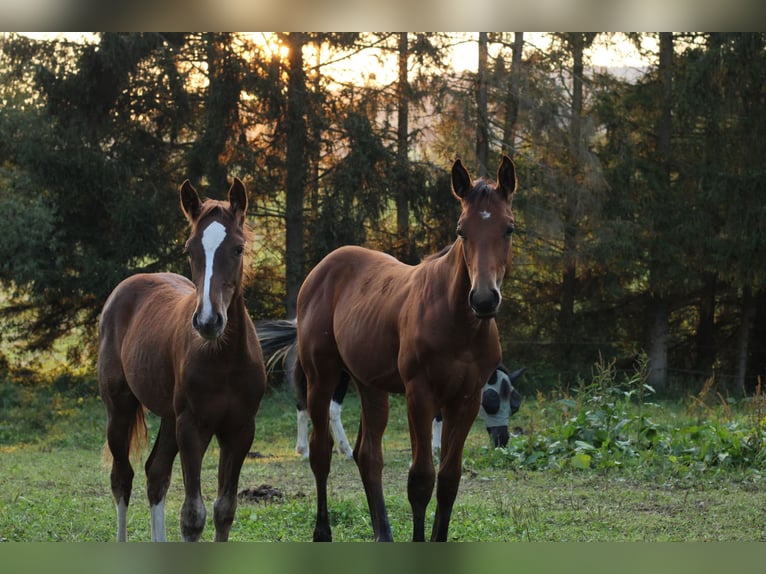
[
  {"xmin": 480, "ymin": 366, "xmax": 525, "ymax": 448},
  {"xmin": 180, "ymin": 178, "xmax": 249, "ymax": 340},
  {"xmin": 451, "ymin": 156, "xmax": 517, "ymax": 319}
]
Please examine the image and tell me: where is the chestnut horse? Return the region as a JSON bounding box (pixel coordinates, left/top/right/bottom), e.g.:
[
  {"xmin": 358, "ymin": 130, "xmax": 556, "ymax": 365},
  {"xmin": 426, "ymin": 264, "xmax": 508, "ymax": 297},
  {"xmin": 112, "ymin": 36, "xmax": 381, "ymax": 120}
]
[
  {"xmin": 298, "ymin": 156, "xmax": 517, "ymax": 541},
  {"xmin": 98, "ymin": 178, "xmax": 266, "ymax": 542}
]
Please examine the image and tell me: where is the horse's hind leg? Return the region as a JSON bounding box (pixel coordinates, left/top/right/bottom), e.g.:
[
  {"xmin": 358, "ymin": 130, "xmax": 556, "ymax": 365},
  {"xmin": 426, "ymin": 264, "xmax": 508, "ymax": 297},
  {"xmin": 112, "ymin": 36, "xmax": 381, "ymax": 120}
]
[
  {"xmin": 305, "ymin": 360, "xmax": 339, "ymax": 542},
  {"xmin": 354, "ymin": 385, "xmax": 393, "ymax": 541},
  {"xmin": 295, "ymin": 363, "xmax": 353, "ymax": 459},
  {"xmin": 212, "ymin": 419, "xmax": 255, "ymax": 542},
  {"xmin": 330, "ymin": 372, "xmax": 353, "ymax": 458},
  {"xmin": 293, "ymin": 358, "xmax": 310, "ymax": 457},
  {"xmin": 145, "ymin": 416, "xmax": 178, "ymax": 541},
  {"xmin": 103, "ymin": 392, "xmax": 141, "ymax": 542}
]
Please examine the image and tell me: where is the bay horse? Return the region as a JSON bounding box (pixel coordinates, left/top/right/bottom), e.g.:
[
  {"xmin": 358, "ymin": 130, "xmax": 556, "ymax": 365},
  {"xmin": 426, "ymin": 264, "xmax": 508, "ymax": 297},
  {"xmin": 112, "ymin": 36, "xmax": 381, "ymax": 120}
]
[
  {"xmin": 256, "ymin": 319, "xmax": 525, "ymax": 456},
  {"xmin": 97, "ymin": 178, "xmax": 266, "ymax": 542},
  {"xmin": 298, "ymin": 156, "xmax": 518, "ymax": 542}
]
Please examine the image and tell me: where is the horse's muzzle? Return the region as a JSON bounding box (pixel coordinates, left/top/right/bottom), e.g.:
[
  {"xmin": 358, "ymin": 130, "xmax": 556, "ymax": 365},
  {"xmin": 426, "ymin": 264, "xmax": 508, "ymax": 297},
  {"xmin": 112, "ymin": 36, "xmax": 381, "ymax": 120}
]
[
  {"xmin": 469, "ymin": 287, "xmax": 501, "ymax": 318},
  {"xmin": 192, "ymin": 311, "xmax": 225, "ymax": 340},
  {"xmin": 486, "ymin": 425, "xmax": 510, "ymax": 448}
]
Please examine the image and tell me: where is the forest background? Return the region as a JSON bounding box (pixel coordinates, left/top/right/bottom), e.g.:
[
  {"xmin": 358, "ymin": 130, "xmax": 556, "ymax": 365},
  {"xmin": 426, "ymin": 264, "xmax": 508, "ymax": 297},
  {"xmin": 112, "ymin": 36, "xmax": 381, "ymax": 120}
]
[{"xmin": 1, "ymin": 32, "xmax": 765, "ymax": 397}]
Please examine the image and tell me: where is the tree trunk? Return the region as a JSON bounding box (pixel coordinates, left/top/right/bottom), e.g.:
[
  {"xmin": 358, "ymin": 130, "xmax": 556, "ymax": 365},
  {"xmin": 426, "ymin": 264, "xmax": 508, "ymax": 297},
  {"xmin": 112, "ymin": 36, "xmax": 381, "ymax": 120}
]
[
  {"xmin": 475, "ymin": 32, "xmax": 489, "ymax": 177},
  {"xmin": 694, "ymin": 273, "xmax": 717, "ymax": 377},
  {"xmin": 735, "ymin": 287, "xmax": 754, "ymax": 397},
  {"xmin": 284, "ymin": 32, "xmax": 307, "ymax": 319},
  {"xmin": 502, "ymin": 32, "xmax": 524, "ymax": 158},
  {"xmin": 191, "ymin": 33, "xmax": 238, "ymax": 192},
  {"xmin": 558, "ymin": 33, "xmax": 584, "ymax": 371},
  {"xmin": 396, "ymin": 32, "xmax": 411, "ymax": 262},
  {"xmin": 647, "ymin": 295, "xmax": 669, "ymax": 390},
  {"xmin": 646, "ymin": 32, "xmax": 674, "ymax": 392}
]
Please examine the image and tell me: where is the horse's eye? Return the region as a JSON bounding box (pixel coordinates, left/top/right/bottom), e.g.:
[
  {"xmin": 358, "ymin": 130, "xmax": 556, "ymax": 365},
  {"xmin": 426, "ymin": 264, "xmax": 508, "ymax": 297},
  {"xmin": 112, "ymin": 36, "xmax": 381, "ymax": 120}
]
[
  {"xmin": 234, "ymin": 245, "xmax": 244, "ymax": 256},
  {"xmin": 505, "ymin": 225, "xmax": 515, "ymax": 237},
  {"xmin": 456, "ymin": 226, "xmax": 465, "ymax": 238}
]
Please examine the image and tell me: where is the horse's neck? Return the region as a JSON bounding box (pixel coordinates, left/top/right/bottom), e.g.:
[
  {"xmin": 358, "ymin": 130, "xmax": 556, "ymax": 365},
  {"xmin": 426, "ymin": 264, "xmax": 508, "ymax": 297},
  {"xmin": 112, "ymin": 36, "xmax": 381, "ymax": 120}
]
[{"xmin": 426, "ymin": 241, "xmax": 474, "ymax": 321}]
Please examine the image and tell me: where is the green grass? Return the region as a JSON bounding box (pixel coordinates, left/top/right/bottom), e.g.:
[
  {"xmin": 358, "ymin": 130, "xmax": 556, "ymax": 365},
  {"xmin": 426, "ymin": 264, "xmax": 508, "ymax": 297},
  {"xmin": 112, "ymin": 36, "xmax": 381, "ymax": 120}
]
[{"xmin": 2, "ymin": 362, "xmax": 766, "ymax": 542}]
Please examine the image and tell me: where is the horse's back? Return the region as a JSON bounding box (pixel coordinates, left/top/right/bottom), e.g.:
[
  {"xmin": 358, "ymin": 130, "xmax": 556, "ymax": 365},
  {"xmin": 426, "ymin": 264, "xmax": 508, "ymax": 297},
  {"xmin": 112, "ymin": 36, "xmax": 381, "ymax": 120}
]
[
  {"xmin": 297, "ymin": 246, "xmax": 415, "ymax": 392},
  {"xmin": 100, "ymin": 272, "xmax": 193, "ymax": 340},
  {"xmin": 298, "ymin": 245, "xmax": 408, "ymax": 325},
  {"xmin": 99, "ymin": 272, "xmax": 194, "ymax": 415}
]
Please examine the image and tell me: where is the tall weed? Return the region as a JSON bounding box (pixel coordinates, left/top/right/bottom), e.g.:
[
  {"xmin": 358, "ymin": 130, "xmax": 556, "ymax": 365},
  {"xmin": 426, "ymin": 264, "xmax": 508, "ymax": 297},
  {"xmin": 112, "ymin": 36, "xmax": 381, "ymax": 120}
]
[{"xmin": 492, "ymin": 354, "xmax": 766, "ymax": 479}]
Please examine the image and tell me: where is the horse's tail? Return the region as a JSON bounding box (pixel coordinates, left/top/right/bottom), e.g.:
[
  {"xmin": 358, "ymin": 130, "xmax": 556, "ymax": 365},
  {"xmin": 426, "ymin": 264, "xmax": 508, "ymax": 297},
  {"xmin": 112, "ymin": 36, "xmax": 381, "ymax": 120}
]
[
  {"xmin": 255, "ymin": 318, "xmax": 298, "ymax": 374},
  {"xmin": 129, "ymin": 406, "xmax": 149, "ymax": 463},
  {"xmin": 101, "ymin": 405, "xmax": 149, "ymax": 468}
]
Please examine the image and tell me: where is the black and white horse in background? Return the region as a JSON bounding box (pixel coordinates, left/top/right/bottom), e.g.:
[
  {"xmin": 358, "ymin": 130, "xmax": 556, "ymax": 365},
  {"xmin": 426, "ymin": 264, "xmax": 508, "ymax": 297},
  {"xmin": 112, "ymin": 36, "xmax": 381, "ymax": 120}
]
[
  {"xmin": 256, "ymin": 319, "xmax": 354, "ymax": 458},
  {"xmin": 256, "ymin": 319, "xmax": 524, "ymax": 458},
  {"xmin": 433, "ymin": 363, "xmax": 525, "ymax": 451}
]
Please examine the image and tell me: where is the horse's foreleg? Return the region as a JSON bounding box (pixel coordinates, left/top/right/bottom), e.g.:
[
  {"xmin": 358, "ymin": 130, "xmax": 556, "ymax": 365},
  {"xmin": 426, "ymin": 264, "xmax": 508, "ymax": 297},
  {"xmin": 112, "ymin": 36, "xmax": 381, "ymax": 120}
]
[
  {"xmin": 145, "ymin": 417, "xmax": 178, "ymax": 542},
  {"xmin": 355, "ymin": 386, "xmax": 392, "ymax": 541},
  {"xmin": 405, "ymin": 388, "xmax": 437, "ymax": 542},
  {"xmin": 430, "ymin": 398, "xmax": 480, "ymax": 542},
  {"xmin": 213, "ymin": 420, "xmax": 255, "ymax": 542},
  {"xmin": 176, "ymin": 413, "xmax": 213, "ymax": 542}
]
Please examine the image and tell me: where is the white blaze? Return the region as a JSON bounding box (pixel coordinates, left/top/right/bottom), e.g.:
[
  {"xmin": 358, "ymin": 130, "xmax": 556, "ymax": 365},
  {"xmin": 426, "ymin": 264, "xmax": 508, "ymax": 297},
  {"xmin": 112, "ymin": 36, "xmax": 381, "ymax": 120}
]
[
  {"xmin": 479, "ymin": 210, "xmax": 492, "ymax": 220},
  {"xmin": 200, "ymin": 221, "xmax": 227, "ymax": 323}
]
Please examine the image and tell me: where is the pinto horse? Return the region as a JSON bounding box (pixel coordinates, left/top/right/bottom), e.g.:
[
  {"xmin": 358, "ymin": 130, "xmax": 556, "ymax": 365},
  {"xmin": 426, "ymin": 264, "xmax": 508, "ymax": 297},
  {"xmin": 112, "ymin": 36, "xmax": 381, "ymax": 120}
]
[
  {"xmin": 98, "ymin": 178, "xmax": 266, "ymax": 542},
  {"xmin": 297, "ymin": 156, "xmax": 517, "ymax": 542}
]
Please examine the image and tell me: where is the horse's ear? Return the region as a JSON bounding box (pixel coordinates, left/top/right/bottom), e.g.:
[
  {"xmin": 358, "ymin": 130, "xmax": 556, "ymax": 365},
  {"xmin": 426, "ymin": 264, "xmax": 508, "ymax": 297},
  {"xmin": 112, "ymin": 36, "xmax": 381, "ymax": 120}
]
[
  {"xmin": 451, "ymin": 158, "xmax": 472, "ymax": 199},
  {"xmin": 228, "ymin": 177, "xmax": 248, "ymax": 225},
  {"xmin": 180, "ymin": 180, "xmax": 201, "ymax": 223},
  {"xmin": 497, "ymin": 155, "xmax": 517, "ymax": 201}
]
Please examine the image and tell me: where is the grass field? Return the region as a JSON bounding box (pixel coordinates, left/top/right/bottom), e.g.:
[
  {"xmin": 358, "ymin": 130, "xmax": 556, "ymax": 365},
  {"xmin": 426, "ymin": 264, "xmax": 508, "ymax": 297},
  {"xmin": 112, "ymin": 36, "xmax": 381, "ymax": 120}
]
[{"xmin": 2, "ymin": 365, "xmax": 766, "ymax": 543}]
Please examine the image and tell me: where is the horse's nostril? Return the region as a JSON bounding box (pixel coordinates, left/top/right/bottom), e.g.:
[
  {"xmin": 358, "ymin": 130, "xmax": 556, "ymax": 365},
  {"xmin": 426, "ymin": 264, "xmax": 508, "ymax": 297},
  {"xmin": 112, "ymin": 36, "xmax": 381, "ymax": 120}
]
[
  {"xmin": 469, "ymin": 288, "xmax": 501, "ymax": 317},
  {"xmin": 192, "ymin": 311, "xmax": 225, "ymax": 338}
]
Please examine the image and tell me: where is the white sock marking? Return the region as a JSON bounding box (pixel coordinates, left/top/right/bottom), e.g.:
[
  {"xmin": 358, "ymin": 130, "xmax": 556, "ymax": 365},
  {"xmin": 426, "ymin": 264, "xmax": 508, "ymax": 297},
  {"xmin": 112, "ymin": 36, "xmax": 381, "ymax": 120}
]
[
  {"xmin": 296, "ymin": 409, "xmax": 309, "ymax": 457},
  {"xmin": 432, "ymin": 418, "xmax": 442, "ymax": 457},
  {"xmin": 150, "ymin": 498, "xmax": 166, "ymax": 542},
  {"xmin": 329, "ymin": 400, "xmax": 353, "ymax": 458},
  {"xmin": 116, "ymin": 498, "xmax": 128, "ymax": 542},
  {"xmin": 200, "ymin": 221, "xmax": 227, "ymax": 323}
]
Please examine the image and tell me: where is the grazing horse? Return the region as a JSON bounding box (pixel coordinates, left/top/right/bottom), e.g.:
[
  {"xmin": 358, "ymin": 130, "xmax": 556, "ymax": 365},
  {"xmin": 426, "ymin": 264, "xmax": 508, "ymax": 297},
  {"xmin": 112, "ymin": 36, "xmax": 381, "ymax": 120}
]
[
  {"xmin": 298, "ymin": 156, "xmax": 518, "ymax": 542},
  {"xmin": 256, "ymin": 319, "xmax": 524, "ymax": 456},
  {"xmin": 432, "ymin": 364, "xmax": 525, "ymax": 451},
  {"xmin": 98, "ymin": 178, "xmax": 266, "ymax": 542}
]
